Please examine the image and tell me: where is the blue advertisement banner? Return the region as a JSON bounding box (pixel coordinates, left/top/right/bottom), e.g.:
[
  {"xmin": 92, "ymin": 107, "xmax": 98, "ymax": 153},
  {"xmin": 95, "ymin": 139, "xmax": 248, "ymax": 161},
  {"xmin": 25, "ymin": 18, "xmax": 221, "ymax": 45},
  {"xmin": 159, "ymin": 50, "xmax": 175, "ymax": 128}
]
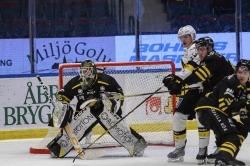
[
  {"xmin": 115, "ymin": 33, "xmax": 239, "ymax": 68},
  {"xmin": 0, "ymin": 33, "xmax": 248, "ymax": 75},
  {"xmin": 0, "ymin": 37, "xmax": 116, "ymax": 75}
]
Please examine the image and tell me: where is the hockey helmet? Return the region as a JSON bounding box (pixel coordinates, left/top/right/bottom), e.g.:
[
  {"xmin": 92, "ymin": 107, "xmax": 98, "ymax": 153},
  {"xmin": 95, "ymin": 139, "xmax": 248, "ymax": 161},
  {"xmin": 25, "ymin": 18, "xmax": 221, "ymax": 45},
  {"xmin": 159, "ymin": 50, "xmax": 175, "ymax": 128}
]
[
  {"xmin": 194, "ymin": 36, "xmax": 214, "ymax": 51},
  {"xmin": 236, "ymin": 59, "xmax": 250, "ymax": 71},
  {"xmin": 79, "ymin": 60, "xmax": 97, "ymax": 89},
  {"xmin": 178, "ymin": 25, "xmax": 196, "ymax": 40}
]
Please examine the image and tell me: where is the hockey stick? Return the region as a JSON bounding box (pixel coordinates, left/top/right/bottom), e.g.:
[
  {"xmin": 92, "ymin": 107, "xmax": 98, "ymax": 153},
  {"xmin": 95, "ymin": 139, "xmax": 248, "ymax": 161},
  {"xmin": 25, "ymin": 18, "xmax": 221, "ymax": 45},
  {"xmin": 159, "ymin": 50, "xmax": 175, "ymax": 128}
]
[
  {"xmin": 36, "ymin": 75, "xmax": 61, "ymax": 128},
  {"xmin": 102, "ymin": 86, "xmax": 201, "ymax": 100},
  {"xmin": 36, "ymin": 75, "xmax": 105, "ymax": 160},
  {"xmin": 36, "ymin": 75, "xmax": 55, "ymax": 107},
  {"xmin": 72, "ymin": 86, "xmax": 164, "ymax": 162}
]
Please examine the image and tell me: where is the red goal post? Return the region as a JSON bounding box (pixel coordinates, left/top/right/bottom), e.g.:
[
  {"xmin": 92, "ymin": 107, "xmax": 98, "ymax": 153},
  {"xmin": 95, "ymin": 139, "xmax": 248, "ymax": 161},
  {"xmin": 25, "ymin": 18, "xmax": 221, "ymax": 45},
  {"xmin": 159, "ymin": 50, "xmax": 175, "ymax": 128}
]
[{"xmin": 30, "ymin": 61, "xmax": 176, "ymax": 154}]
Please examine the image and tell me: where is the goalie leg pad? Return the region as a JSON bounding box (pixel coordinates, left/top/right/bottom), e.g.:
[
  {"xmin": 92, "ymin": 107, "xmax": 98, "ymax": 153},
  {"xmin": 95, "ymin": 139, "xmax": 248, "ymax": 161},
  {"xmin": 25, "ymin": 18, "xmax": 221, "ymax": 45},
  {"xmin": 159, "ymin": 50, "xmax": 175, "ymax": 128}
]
[
  {"xmin": 97, "ymin": 107, "xmax": 148, "ymax": 157},
  {"xmin": 60, "ymin": 106, "xmax": 74, "ymax": 128},
  {"xmin": 132, "ymin": 136, "xmax": 147, "ymax": 157},
  {"xmin": 47, "ymin": 107, "xmax": 98, "ymax": 158}
]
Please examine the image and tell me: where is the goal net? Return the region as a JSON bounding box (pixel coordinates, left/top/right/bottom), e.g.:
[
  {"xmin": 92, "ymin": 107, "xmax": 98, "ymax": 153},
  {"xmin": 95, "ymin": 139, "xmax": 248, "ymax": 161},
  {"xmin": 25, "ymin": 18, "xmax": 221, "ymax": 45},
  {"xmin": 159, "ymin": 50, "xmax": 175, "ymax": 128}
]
[{"xmin": 30, "ymin": 61, "xmax": 176, "ymax": 154}]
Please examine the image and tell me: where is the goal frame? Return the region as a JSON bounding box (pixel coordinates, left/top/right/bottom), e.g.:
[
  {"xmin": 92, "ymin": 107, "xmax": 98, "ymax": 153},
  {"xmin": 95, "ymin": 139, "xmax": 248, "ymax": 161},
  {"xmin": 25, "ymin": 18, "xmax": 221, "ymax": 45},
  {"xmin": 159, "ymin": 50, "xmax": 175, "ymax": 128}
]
[{"xmin": 30, "ymin": 60, "xmax": 176, "ymax": 154}]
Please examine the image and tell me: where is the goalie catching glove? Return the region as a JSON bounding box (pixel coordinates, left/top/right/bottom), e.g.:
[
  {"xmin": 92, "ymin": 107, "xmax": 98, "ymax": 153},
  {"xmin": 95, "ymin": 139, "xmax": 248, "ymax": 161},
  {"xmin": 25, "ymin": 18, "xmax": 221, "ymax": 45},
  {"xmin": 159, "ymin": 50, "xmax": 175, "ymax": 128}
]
[
  {"xmin": 101, "ymin": 92, "xmax": 122, "ymax": 115},
  {"xmin": 87, "ymin": 98, "xmax": 102, "ymax": 110},
  {"xmin": 85, "ymin": 92, "xmax": 122, "ymax": 116}
]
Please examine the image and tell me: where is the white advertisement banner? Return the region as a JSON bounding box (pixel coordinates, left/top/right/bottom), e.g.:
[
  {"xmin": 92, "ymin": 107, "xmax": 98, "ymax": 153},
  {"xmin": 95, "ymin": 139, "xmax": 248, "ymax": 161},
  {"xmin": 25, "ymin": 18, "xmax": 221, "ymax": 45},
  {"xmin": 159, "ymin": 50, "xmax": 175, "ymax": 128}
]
[
  {"xmin": 0, "ymin": 75, "xmax": 169, "ymax": 130},
  {"xmin": 0, "ymin": 77, "xmax": 58, "ymax": 130}
]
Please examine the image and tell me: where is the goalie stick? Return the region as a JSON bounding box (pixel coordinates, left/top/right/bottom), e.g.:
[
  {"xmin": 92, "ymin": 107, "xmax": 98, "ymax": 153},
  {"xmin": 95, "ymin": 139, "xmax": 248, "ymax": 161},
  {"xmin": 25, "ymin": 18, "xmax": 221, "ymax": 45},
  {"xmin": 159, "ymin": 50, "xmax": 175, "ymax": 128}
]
[
  {"xmin": 36, "ymin": 75, "xmax": 105, "ymax": 160},
  {"xmin": 36, "ymin": 75, "xmax": 60, "ymax": 127}
]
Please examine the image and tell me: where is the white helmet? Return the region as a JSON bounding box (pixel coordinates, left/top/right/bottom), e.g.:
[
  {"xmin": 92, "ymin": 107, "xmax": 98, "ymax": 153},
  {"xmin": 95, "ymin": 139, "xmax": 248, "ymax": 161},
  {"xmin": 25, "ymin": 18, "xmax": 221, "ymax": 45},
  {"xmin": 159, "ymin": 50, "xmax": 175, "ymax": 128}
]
[{"xmin": 178, "ymin": 25, "xmax": 196, "ymax": 40}]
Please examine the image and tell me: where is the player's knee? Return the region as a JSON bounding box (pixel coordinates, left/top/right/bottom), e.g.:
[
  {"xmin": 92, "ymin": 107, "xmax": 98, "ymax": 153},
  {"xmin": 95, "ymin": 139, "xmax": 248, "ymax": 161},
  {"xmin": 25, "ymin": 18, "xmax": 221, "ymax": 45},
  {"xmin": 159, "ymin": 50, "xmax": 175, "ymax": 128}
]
[
  {"xmin": 196, "ymin": 110, "xmax": 211, "ymax": 129},
  {"xmin": 173, "ymin": 112, "xmax": 188, "ymax": 131}
]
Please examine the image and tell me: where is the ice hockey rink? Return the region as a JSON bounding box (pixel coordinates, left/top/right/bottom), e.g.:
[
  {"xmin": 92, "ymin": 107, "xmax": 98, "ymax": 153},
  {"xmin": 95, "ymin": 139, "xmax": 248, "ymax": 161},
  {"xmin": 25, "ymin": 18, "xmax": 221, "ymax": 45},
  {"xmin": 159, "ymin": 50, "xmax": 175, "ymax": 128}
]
[{"xmin": 1, "ymin": 130, "xmax": 250, "ymax": 166}]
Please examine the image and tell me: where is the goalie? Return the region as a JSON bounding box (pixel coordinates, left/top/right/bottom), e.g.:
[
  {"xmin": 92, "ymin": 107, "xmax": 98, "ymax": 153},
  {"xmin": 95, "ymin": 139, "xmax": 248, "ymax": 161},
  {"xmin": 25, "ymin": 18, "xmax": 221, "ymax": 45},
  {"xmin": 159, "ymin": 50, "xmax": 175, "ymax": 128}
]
[{"xmin": 47, "ymin": 60, "xmax": 147, "ymax": 158}]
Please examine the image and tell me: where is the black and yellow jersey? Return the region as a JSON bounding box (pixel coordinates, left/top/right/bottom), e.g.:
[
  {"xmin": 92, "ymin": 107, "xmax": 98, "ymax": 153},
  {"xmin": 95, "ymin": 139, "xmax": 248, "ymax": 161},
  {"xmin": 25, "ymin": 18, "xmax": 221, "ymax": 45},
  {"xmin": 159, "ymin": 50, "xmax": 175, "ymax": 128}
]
[
  {"xmin": 56, "ymin": 73, "xmax": 124, "ymax": 112},
  {"xmin": 195, "ymin": 74, "xmax": 250, "ymax": 116},
  {"xmin": 185, "ymin": 51, "xmax": 235, "ymax": 94}
]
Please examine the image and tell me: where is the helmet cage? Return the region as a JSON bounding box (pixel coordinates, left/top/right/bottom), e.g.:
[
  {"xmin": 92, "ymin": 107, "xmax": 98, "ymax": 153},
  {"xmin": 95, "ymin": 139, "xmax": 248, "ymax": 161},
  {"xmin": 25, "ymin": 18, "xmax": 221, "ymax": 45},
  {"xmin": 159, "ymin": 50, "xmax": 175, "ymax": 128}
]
[
  {"xmin": 78, "ymin": 60, "xmax": 97, "ymax": 89},
  {"xmin": 79, "ymin": 60, "xmax": 97, "ymax": 79},
  {"xmin": 79, "ymin": 66, "xmax": 95, "ymax": 79}
]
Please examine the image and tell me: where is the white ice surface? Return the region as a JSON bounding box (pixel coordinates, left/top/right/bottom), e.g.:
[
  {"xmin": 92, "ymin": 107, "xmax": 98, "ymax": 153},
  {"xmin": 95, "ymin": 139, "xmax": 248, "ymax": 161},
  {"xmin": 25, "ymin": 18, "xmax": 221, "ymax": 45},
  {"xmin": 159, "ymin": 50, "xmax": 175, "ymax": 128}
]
[{"xmin": 1, "ymin": 130, "xmax": 250, "ymax": 166}]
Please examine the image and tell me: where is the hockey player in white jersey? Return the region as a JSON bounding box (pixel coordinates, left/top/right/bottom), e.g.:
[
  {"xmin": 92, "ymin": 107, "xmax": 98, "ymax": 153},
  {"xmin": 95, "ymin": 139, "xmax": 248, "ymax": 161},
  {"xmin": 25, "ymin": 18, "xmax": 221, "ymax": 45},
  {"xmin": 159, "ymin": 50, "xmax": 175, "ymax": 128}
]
[{"xmin": 162, "ymin": 25, "xmax": 202, "ymax": 162}]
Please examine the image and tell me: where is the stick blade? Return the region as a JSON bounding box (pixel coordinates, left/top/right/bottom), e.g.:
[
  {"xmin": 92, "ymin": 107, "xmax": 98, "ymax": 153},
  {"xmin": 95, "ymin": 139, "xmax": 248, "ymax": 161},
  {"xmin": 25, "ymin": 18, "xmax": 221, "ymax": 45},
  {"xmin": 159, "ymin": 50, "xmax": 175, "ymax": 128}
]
[{"xmin": 83, "ymin": 150, "xmax": 106, "ymax": 160}]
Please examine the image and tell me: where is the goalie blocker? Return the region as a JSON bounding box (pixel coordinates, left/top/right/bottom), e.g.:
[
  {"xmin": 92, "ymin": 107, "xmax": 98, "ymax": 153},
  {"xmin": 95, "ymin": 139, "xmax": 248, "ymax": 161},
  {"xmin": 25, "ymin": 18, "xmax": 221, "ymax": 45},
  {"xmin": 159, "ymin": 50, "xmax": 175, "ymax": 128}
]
[{"xmin": 47, "ymin": 93, "xmax": 147, "ymax": 158}]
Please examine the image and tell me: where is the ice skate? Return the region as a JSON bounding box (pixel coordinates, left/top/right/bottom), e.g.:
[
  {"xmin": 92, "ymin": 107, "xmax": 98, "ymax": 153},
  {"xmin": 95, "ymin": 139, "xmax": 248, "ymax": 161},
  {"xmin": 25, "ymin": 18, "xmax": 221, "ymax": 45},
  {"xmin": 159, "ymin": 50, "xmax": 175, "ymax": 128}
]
[
  {"xmin": 167, "ymin": 140, "xmax": 186, "ymax": 162},
  {"xmin": 196, "ymin": 146, "xmax": 207, "ymax": 165},
  {"xmin": 207, "ymin": 146, "xmax": 220, "ymax": 164},
  {"xmin": 167, "ymin": 146, "xmax": 185, "ymax": 162},
  {"xmin": 133, "ymin": 137, "xmax": 147, "ymax": 157},
  {"xmin": 215, "ymin": 156, "xmax": 245, "ymax": 166}
]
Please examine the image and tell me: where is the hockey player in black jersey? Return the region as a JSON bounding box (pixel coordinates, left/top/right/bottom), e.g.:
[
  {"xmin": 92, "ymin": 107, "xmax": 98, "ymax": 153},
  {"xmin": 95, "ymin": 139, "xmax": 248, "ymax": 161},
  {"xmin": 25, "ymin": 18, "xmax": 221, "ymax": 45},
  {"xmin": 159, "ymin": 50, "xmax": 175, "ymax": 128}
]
[
  {"xmin": 47, "ymin": 60, "xmax": 147, "ymax": 158},
  {"xmin": 164, "ymin": 36, "xmax": 235, "ymax": 164},
  {"xmin": 185, "ymin": 36, "xmax": 236, "ymax": 164},
  {"xmin": 194, "ymin": 59, "xmax": 250, "ymax": 166}
]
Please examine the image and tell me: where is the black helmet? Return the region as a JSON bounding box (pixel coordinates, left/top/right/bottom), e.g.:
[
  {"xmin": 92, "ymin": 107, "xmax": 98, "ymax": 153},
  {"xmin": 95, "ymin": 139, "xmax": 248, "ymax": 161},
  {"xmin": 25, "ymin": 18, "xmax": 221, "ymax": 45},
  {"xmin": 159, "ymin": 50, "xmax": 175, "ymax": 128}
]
[
  {"xmin": 236, "ymin": 59, "xmax": 250, "ymax": 71},
  {"xmin": 194, "ymin": 36, "xmax": 214, "ymax": 51},
  {"xmin": 79, "ymin": 60, "xmax": 97, "ymax": 89}
]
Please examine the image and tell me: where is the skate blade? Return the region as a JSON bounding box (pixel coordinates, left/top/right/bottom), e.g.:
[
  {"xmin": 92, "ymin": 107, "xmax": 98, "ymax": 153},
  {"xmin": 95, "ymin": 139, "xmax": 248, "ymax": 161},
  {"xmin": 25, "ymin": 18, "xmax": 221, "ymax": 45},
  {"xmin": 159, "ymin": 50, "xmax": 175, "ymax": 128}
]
[
  {"xmin": 168, "ymin": 156, "xmax": 184, "ymax": 162},
  {"xmin": 197, "ymin": 159, "xmax": 207, "ymax": 165},
  {"xmin": 82, "ymin": 150, "xmax": 106, "ymax": 160},
  {"xmin": 207, "ymin": 158, "xmax": 216, "ymax": 164}
]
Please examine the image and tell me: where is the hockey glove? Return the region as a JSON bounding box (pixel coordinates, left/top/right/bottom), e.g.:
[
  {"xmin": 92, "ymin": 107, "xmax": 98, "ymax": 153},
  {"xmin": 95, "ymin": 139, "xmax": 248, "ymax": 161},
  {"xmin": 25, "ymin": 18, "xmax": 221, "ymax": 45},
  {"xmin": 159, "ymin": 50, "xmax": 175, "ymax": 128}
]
[
  {"xmin": 169, "ymin": 75, "xmax": 184, "ymax": 95},
  {"xmin": 162, "ymin": 74, "xmax": 174, "ymax": 89},
  {"xmin": 101, "ymin": 92, "xmax": 123, "ymax": 117},
  {"xmin": 59, "ymin": 106, "xmax": 74, "ymax": 128},
  {"xmin": 49, "ymin": 100, "xmax": 69, "ymax": 128},
  {"xmin": 240, "ymin": 103, "xmax": 250, "ymax": 125},
  {"xmin": 88, "ymin": 99, "xmax": 102, "ymax": 110}
]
